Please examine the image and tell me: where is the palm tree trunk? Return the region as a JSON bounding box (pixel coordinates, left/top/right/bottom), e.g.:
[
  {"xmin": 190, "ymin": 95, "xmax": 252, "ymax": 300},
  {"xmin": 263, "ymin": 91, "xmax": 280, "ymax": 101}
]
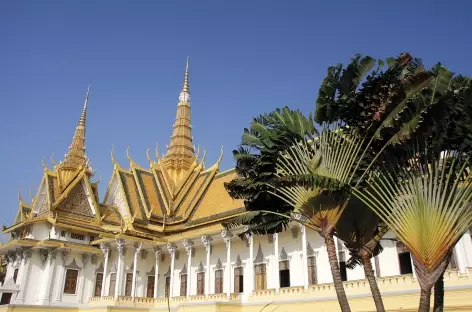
[
  {"xmin": 324, "ymin": 232, "xmax": 351, "ymax": 312},
  {"xmin": 361, "ymin": 255, "xmax": 385, "ymax": 312},
  {"xmin": 433, "ymin": 274, "xmax": 444, "ymax": 312},
  {"xmin": 418, "ymin": 286, "xmax": 432, "ymax": 312}
]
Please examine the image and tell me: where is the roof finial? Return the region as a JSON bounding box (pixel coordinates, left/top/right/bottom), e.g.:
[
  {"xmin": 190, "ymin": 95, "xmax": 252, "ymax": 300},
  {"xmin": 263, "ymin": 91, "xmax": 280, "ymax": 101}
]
[
  {"xmin": 60, "ymin": 82, "xmax": 91, "ymax": 171},
  {"xmin": 179, "ymin": 57, "xmax": 190, "ymax": 102}
]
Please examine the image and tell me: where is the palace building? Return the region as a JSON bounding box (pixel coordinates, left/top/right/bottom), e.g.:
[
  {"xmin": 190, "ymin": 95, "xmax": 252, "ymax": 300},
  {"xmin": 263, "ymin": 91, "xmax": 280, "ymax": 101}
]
[{"xmin": 0, "ymin": 61, "xmax": 471, "ymax": 312}]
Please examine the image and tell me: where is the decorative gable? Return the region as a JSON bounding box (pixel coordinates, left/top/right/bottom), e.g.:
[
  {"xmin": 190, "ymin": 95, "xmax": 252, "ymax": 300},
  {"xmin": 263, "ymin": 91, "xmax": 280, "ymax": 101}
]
[
  {"xmin": 56, "ymin": 181, "xmax": 94, "ymax": 218},
  {"xmin": 280, "ymin": 247, "xmax": 288, "ymax": 261},
  {"xmin": 235, "ymin": 254, "xmax": 242, "ymax": 267},
  {"xmin": 216, "ymin": 258, "xmax": 223, "ymax": 270},
  {"xmin": 254, "ymin": 243, "xmax": 264, "ymax": 263}
]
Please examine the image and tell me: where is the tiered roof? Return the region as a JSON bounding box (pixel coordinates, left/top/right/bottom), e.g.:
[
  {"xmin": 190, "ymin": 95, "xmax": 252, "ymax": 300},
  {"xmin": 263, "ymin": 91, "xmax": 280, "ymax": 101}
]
[{"xmin": 2, "ymin": 61, "xmax": 244, "ymax": 246}]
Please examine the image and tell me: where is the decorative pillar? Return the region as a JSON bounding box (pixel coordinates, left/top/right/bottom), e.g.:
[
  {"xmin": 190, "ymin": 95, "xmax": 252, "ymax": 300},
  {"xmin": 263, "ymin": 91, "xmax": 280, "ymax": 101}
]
[
  {"xmin": 153, "ymin": 247, "xmax": 162, "ymax": 298},
  {"xmin": 131, "ymin": 242, "xmax": 143, "ymax": 298},
  {"xmin": 221, "ymin": 229, "xmax": 233, "ymax": 298},
  {"xmin": 273, "ymin": 233, "xmax": 280, "ymax": 293},
  {"xmin": 100, "ymin": 244, "xmax": 110, "ymax": 296},
  {"xmin": 454, "ymin": 240, "xmax": 468, "ymax": 274},
  {"xmin": 115, "ymin": 239, "xmax": 125, "ymax": 299},
  {"xmin": 54, "ymin": 250, "xmax": 69, "ymax": 302},
  {"xmin": 39, "ymin": 248, "xmax": 57, "ymax": 304},
  {"xmin": 201, "ymin": 235, "xmax": 213, "ymax": 296},
  {"xmin": 167, "ymin": 243, "xmax": 177, "ymax": 298},
  {"xmin": 77, "ymin": 253, "xmax": 89, "ymax": 303},
  {"xmin": 246, "ymin": 232, "xmax": 254, "ymax": 294},
  {"xmin": 300, "ymin": 225, "xmax": 309, "ymax": 289},
  {"xmin": 183, "ymin": 239, "xmax": 194, "ymax": 297},
  {"xmin": 15, "ymin": 248, "xmax": 32, "ymax": 304},
  {"xmin": 460, "ymin": 231, "xmax": 472, "ymax": 267}
]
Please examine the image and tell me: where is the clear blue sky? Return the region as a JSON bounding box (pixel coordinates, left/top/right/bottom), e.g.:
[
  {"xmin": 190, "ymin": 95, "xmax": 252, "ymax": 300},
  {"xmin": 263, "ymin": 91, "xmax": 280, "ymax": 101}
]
[{"xmin": 1, "ymin": 0, "xmax": 471, "ymax": 233}]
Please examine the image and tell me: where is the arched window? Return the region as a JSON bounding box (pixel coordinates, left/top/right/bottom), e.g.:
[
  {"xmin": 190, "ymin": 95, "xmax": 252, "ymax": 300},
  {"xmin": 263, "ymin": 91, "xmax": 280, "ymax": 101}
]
[{"xmin": 180, "ymin": 264, "xmax": 188, "ymax": 296}]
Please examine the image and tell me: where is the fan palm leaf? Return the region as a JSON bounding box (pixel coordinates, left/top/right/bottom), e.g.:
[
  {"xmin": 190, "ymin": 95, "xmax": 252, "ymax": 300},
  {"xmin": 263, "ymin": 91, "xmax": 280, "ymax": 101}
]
[{"xmin": 354, "ymin": 150, "xmax": 472, "ymax": 311}]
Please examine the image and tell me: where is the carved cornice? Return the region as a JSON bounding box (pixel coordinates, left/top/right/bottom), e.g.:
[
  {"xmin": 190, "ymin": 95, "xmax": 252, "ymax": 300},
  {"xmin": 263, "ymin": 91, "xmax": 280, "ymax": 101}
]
[
  {"xmin": 133, "ymin": 242, "xmax": 143, "ymax": 255},
  {"xmin": 167, "ymin": 243, "xmax": 177, "ymax": 258},
  {"xmin": 201, "ymin": 234, "xmax": 213, "ymax": 252},
  {"xmin": 183, "ymin": 239, "xmax": 194, "ymax": 255},
  {"xmin": 154, "ymin": 246, "xmax": 163, "ymax": 259},
  {"xmin": 116, "ymin": 239, "xmax": 125, "ymax": 257},
  {"xmin": 100, "ymin": 243, "xmax": 110, "ymax": 256},
  {"xmin": 221, "ymin": 229, "xmax": 232, "ymax": 249}
]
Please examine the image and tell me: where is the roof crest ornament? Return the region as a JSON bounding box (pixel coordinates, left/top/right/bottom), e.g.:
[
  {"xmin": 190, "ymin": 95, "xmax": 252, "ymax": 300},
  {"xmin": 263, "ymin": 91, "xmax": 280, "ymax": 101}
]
[{"xmin": 111, "ymin": 145, "xmax": 117, "ymax": 165}]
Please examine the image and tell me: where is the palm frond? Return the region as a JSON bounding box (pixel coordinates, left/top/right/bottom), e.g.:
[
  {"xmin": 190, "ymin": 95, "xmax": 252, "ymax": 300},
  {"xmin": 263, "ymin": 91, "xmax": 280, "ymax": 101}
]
[{"xmin": 354, "ymin": 150, "xmax": 472, "ymax": 269}]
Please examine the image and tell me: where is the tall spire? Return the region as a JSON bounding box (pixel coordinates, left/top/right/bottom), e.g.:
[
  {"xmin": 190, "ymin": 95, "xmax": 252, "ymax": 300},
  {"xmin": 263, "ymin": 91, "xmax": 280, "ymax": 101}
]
[
  {"xmin": 60, "ymin": 83, "xmax": 90, "ymax": 170},
  {"xmin": 163, "ymin": 59, "xmax": 195, "ymax": 174},
  {"xmin": 179, "ymin": 57, "xmax": 190, "ymax": 102}
]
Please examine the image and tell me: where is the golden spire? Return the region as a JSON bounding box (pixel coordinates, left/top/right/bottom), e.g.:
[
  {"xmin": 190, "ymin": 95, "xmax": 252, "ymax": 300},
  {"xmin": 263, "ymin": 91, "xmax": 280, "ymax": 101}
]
[
  {"xmin": 164, "ymin": 59, "xmax": 195, "ymax": 172},
  {"xmin": 60, "ymin": 83, "xmax": 90, "ymax": 171}
]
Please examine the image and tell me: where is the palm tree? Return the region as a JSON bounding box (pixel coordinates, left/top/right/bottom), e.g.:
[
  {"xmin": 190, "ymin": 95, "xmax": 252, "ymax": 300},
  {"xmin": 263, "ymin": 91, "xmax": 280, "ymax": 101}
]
[
  {"xmin": 268, "ymin": 124, "xmax": 370, "ymax": 312},
  {"xmin": 335, "ymin": 198, "xmax": 388, "ymax": 312},
  {"xmin": 353, "ymin": 149, "xmax": 472, "ymax": 312}
]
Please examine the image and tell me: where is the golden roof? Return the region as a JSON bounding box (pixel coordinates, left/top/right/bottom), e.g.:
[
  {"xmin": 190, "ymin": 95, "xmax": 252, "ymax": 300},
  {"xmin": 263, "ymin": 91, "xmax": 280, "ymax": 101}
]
[{"xmin": 3, "ymin": 62, "xmax": 246, "ymax": 244}]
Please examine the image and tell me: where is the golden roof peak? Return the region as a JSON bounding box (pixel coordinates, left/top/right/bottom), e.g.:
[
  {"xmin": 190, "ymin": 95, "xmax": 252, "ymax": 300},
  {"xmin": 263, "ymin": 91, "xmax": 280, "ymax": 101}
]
[
  {"xmin": 60, "ymin": 83, "xmax": 91, "ymax": 171},
  {"xmin": 163, "ymin": 59, "xmax": 196, "ymax": 173}
]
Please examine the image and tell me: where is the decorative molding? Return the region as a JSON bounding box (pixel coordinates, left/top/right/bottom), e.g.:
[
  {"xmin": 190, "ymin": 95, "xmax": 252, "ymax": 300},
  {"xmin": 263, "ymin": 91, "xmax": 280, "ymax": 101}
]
[
  {"xmin": 216, "ymin": 258, "xmax": 223, "ymax": 270},
  {"xmin": 180, "ymin": 263, "xmax": 187, "ymax": 275},
  {"xmin": 110, "ymin": 261, "xmax": 118, "ymax": 272},
  {"xmin": 293, "ymin": 213, "xmax": 307, "ymax": 223},
  {"xmin": 280, "ymin": 247, "xmax": 288, "ymax": 261},
  {"xmin": 254, "ymin": 243, "xmax": 264, "ymax": 264},
  {"xmin": 66, "ymin": 258, "xmax": 82, "ymax": 270},
  {"xmin": 82, "ymin": 253, "xmax": 90, "ymax": 268},
  {"xmin": 183, "ymin": 239, "xmax": 194, "ymax": 256},
  {"xmin": 201, "ymin": 235, "xmax": 213, "ymax": 253},
  {"xmin": 290, "ymin": 227, "xmax": 299, "ymax": 239},
  {"xmin": 100, "ymin": 243, "xmax": 110, "ymax": 256},
  {"xmin": 133, "ymin": 242, "xmax": 143, "ymax": 254},
  {"xmin": 167, "ymin": 243, "xmax": 177, "ymax": 259},
  {"xmin": 91, "ymin": 254, "xmax": 98, "ymax": 265},
  {"xmin": 221, "ymin": 229, "xmax": 232, "ymax": 249},
  {"xmin": 307, "ymin": 242, "xmax": 315, "ymax": 257},
  {"xmin": 147, "ymin": 265, "xmax": 156, "ymax": 276},
  {"xmin": 116, "ymin": 239, "xmax": 125, "ymax": 257},
  {"xmin": 154, "ymin": 246, "xmax": 162, "ymax": 259},
  {"xmin": 61, "ymin": 250, "xmax": 70, "ymax": 263},
  {"xmin": 197, "ymin": 261, "xmax": 205, "ymax": 273},
  {"xmin": 40, "ymin": 248, "xmax": 57, "ymax": 265},
  {"xmin": 2, "ymin": 278, "xmax": 19, "ymax": 290},
  {"xmin": 175, "ymin": 250, "xmax": 180, "ymax": 260},
  {"xmin": 235, "ymin": 254, "xmax": 243, "ymax": 267},
  {"xmin": 95, "ymin": 262, "xmax": 104, "ymax": 273}
]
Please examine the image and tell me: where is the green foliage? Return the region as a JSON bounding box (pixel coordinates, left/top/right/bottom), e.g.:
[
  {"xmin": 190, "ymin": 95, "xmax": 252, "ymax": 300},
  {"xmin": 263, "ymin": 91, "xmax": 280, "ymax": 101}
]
[{"xmin": 224, "ymin": 107, "xmax": 316, "ymax": 236}]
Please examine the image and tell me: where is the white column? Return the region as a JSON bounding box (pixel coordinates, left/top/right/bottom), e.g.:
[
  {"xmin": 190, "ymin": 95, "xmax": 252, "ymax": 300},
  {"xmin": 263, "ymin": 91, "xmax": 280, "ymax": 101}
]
[
  {"xmin": 100, "ymin": 244, "xmax": 110, "ymax": 296},
  {"xmin": 15, "ymin": 248, "xmax": 32, "ymax": 303},
  {"xmin": 247, "ymin": 233, "xmax": 254, "ymax": 294},
  {"xmin": 167, "ymin": 243, "xmax": 177, "ymax": 298},
  {"xmin": 273, "ymin": 233, "xmax": 280, "ymax": 293},
  {"xmin": 54, "ymin": 250, "xmax": 69, "ymax": 302},
  {"xmin": 153, "ymin": 247, "xmax": 162, "ymax": 298},
  {"xmin": 183, "ymin": 239, "xmax": 194, "ymax": 297},
  {"xmin": 461, "ymin": 231, "xmax": 472, "ymax": 268},
  {"xmin": 131, "ymin": 243, "xmax": 143, "ymax": 298},
  {"xmin": 77, "ymin": 254, "xmax": 89, "ymax": 303},
  {"xmin": 454, "ymin": 240, "xmax": 468, "ymax": 274},
  {"xmin": 115, "ymin": 239, "xmax": 125, "ymax": 299},
  {"xmin": 221, "ymin": 229, "xmax": 233, "ymax": 298},
  {"xmin": 201, "ymin": 235, "xmax": 213, "ymax": 296},
  {"xmin": 300, "ymin": 225, "xmax": 309, "ymax": 289},
  {"xmin": 39, "ymin": 248, "xmax": 57, "ymax": 304}
]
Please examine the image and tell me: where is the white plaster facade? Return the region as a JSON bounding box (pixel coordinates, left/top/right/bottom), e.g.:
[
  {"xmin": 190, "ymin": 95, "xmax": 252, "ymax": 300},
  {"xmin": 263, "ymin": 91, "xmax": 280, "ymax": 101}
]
[{"xmin": 1, "ymin": 220, "xmax": 471, "ymax": 307}]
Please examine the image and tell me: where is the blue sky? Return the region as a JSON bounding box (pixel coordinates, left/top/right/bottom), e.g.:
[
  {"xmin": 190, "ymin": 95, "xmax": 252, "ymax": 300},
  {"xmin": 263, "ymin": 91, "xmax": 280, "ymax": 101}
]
[{"xmin": 1, "ymin": 0, "xmax": 471, "ymax": 234}]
